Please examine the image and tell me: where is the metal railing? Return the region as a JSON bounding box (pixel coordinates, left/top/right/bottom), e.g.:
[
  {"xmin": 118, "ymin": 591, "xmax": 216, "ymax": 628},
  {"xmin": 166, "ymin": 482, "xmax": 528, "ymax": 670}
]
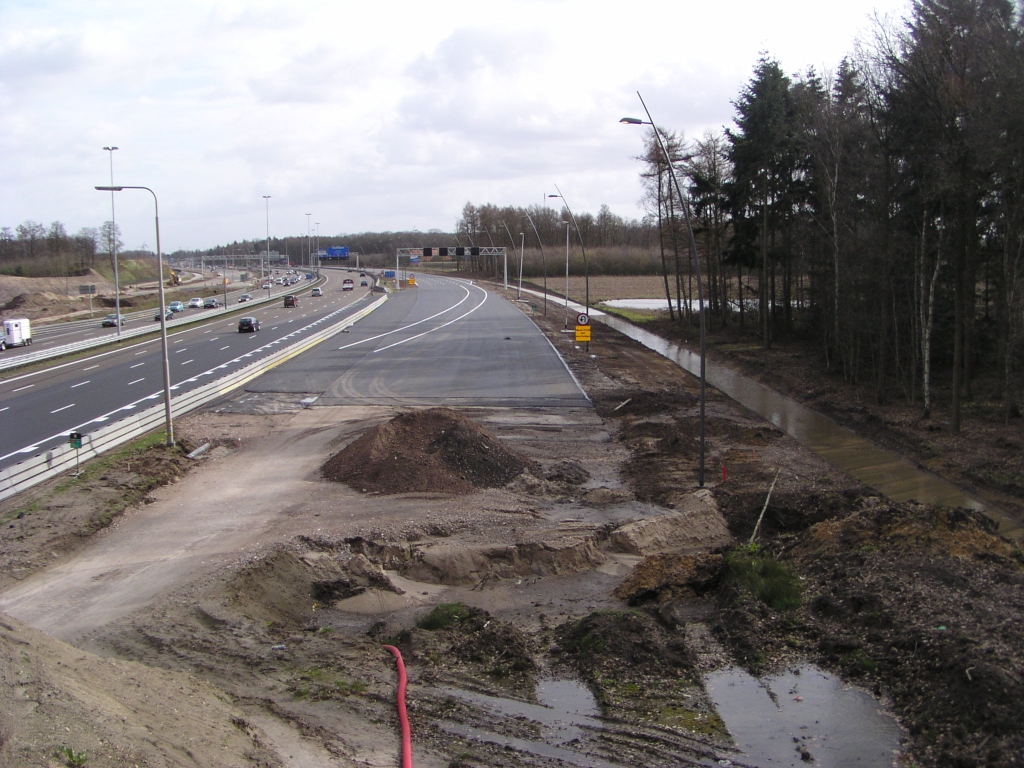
[{"xmin": 0, "ymin": 294, "xmax": 387, "ymax": 502}]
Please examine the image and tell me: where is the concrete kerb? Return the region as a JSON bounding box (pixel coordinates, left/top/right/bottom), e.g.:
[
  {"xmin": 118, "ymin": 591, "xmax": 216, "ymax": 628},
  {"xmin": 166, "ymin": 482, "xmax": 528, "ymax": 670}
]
[{"xmin": 0, "ymin": 294, "xmax": 387, "ymax": 502}]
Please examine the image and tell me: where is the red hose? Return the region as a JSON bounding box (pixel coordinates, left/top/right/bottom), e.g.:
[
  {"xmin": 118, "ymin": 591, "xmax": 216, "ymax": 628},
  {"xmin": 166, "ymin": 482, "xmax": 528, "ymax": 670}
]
[{"xmin": 382, "ymin": 644, "xmax": 413, "ymax": 768}]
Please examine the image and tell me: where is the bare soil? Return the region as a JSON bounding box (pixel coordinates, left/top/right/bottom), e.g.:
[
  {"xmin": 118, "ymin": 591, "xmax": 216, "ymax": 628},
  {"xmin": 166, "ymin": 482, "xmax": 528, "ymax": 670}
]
[{"xmin": 0, "ymin": 281, "xmax": 1020, "ymax": 767}]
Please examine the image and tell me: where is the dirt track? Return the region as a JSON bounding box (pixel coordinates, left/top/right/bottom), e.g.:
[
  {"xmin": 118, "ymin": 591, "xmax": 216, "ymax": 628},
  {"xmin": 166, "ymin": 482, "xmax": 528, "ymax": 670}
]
[{"xmin": 0, "ymin": 287, "xmax": 1020, "ymax": 767}]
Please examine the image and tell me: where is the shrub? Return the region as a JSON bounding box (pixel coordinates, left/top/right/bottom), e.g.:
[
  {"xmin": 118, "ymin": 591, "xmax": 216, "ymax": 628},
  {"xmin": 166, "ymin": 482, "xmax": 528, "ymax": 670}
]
[
  {"xmin": 723, "ymin": 550, "xmax": 802, "ymax": 611},
  {"xmin": 416, "ymin": 602, "xmax": 473, "ymax": 630}
]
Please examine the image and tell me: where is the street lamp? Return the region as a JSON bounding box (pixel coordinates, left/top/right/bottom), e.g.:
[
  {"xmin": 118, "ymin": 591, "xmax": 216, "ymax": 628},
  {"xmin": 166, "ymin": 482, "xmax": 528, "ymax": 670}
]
[
  {"xmin": 262, "ymin": 195, "xmax": 271, "ymax": 284},
  {"xmin": 522, "ymin": 210, "xmax": 548, "ymax": 315},
  {"xmin": 306, "ymin": 213, "xmax": 312, "ymax": 270},
  {"xmin": 102, "ymin": 146, "xmax": 122, "ymax": 337},
  {"xmin": 518, "ymin": 232, "xmax": 525, "ymax": 299},
  {"xmin": 621, "ymin": 91, "xmax": 707, "ymax": 487},
  {"xmin": 315, "ymin": 222, "xmax": 320, "ymax": 274},
  {"xmin": 94, "ymin": 185, "xmax": 174, "ymax": 447},
  {"xmin": 547, "ymin": 185, "xmax": 590, "ymax": 316},
  {"xmin": 561, "ymin": 220, "xmax": 571, "ymax": 329}
]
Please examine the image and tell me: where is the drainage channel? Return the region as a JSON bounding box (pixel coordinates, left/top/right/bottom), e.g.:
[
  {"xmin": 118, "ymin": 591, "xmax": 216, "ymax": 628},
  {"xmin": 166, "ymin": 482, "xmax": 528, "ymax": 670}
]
[{"xmin": 599, "ymin": 314, "xmax": 1023, "ymax": 540}]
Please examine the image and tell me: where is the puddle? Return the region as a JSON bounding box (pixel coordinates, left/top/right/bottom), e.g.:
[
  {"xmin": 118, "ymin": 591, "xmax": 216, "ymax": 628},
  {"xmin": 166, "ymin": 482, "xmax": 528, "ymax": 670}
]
[
  {"xmin": 705, "ymin": 664, "xmax": 903, "ymax": 767},
  {"xmin": 437, "ymin": 678, "xmax": 624, "ymax": 767}
]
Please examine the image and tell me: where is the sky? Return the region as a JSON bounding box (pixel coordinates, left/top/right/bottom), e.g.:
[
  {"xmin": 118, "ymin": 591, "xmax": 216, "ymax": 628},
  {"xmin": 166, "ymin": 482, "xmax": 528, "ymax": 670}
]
[{"xmin": 0, "ymin": 0, "xmax": 913, "ymax": 253}]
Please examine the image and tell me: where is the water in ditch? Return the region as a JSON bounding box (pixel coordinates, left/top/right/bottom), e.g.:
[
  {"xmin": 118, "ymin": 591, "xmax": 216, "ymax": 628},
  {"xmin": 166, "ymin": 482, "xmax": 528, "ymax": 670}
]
[
  {"xmin": 599, "ymin": 314, "xmax": 1024, "ymax": 539},
  {"xmin": 436, "ymin": 668, "xmax": 902, "ymax": 767},
  {"xmin": 706, "ymin": 664, "xmax": 903, "ymax": 767}
]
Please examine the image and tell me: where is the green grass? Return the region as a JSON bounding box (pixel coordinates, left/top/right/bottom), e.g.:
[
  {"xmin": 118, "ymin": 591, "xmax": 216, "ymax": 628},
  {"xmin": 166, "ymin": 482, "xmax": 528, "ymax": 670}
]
[
  {"xmin": 57, "ymin": 746, "xmax": 88, "ymax": 767},
  {"xmin": 599, "ymin": 306, "xmax": 664, "ymax": 324},
  {"xmin": 723, "ymin": 549, "xmax": 802, "ymax": 611},
  {"xmin": 416, "ymin": 602, "xmax": 473, "ymax": 630}
]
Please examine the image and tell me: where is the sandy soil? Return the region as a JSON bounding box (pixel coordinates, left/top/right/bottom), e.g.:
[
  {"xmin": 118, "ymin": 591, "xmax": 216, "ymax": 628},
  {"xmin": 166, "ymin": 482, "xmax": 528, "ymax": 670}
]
[{"xmin": 0, "ymin": 283, "xmax": 1020, "ymax": 767}]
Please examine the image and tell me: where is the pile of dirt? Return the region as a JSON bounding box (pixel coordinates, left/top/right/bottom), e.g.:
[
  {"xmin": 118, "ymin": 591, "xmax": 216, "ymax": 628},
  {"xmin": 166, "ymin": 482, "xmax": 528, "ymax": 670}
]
[
  {"xmin": 321, "ymin": 407, "xmax": 538, "ymax": 495},
  {"xmin": 613, "ymin": 553, "xmax": 724, "ymax": 604}
]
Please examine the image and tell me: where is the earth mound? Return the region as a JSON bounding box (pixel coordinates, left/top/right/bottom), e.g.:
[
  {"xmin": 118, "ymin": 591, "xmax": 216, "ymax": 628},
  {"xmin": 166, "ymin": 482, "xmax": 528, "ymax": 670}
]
[{"xmin": 321, "ymin": 407, "xmax": 538, "ymax": 495}]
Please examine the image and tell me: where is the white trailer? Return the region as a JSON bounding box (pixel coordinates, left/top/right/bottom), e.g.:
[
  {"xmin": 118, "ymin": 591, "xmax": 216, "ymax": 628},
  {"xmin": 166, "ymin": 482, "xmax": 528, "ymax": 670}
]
[{"xmin": 1, "ymin": 318, "xmax": 32, "ymax": 351}]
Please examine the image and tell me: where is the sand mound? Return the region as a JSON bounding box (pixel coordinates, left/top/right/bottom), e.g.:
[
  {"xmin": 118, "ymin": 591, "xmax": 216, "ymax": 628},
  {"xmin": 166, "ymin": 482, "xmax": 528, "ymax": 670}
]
[{"xmin": 321, "ymin": 407, "xmax": 537, "ymax": 495}]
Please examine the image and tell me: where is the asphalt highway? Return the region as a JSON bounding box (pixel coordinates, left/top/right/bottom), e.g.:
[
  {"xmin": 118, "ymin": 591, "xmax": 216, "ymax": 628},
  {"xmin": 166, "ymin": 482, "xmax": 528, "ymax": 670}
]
[
  {"xmin": 0, "ymin": 270, "xmax": 370, "ymax": 471},
  {"xmin": 249, "ymin": 272, "xmax": 590, "ymax": 408},
  {"xmin": 0, "ymin": 269, "xmax": 589, "ymax": 472}
]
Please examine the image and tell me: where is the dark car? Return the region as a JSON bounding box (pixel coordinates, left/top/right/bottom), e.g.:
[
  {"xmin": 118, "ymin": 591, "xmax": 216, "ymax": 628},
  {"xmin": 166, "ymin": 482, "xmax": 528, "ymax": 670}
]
[
  {"xmin": 155, "ymin": 309, "xmax": 173, "ymax": 321},
  {"xmin": 203, "ymin": 297, "xmax": 220, "ymax": 308},
  {"xmin": 238, "ymin": 317, "xmax": 260, "ymax": 333},
  {"xmin": 283, "ymin": 295, "xmax": 297, "ymax": 307},
  {"xmin": 360, "ymin": 279, "xmax": 368, "ymax": 286},
  {"xmin": 101, "ymin": 313, "xmax": 125, "ymax": 327},
  {"xmin": 238, "ymin": 293, "xmax": 252, "ymax": 303}
]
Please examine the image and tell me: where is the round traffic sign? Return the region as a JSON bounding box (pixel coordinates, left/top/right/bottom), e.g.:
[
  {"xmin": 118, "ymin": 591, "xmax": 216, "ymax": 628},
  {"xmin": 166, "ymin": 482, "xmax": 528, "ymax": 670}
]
[{"xmin": 576, "ymin": 313, "xmax": 590, "ymax": 326}]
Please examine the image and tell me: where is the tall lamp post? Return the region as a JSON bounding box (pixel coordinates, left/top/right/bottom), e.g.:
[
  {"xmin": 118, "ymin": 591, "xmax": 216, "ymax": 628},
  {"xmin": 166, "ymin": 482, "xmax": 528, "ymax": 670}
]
[
  {"xmin": 561, "ymin": 220, "xmax": 571, "ymax": 329},
  {"xmin": 94, "ymin": 185, "xmax": 174, "ymax": 447},
  {"xmin": 262, "ymin": 195, "xmax": 271, "ymax": 284},
  {"xmin": 522, "ymin": 210, "xmax": 548, "ymax": 315},
  {"xmin": 305, "ymin": 213, "xmax": 312, "ymax": 270},
  {"xmin": 547, "ymin": 185, "xmax": 589, "ymax": 316},
  {"xmin": 315, "ymin": 222, "xmax": 320, "ymax": 275},
  {"xmin": 102, "ymin": 146, "xmax": 122, "ymax": 337},
  {"xmin": 518, "ymin": 231, "xmax": 525, "ymax": 299},
  {"xmin": 621, "ymin": 92, "xmax": 707, "ymax": 487}
]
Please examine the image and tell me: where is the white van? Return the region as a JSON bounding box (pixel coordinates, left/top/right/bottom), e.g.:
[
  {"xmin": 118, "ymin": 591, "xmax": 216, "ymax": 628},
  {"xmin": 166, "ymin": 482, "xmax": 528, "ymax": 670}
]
[{"xmin": 1, "ymin": 318, "xmax": 32, "ymax": 351}]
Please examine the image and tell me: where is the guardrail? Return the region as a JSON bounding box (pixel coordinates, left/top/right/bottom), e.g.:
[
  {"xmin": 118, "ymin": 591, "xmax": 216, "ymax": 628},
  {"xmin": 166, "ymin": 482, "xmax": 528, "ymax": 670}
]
[
  {"xmin": 0, "ymin": 281, "xmax": 322, "ymax": 374},
  {"xmin": 0, "ymin": 294, "xmax": 387, "ymax": 502}
]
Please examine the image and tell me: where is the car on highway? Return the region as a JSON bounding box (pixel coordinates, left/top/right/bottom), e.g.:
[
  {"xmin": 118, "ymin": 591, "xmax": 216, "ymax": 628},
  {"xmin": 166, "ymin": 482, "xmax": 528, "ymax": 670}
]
[
  {"xmin": 169, "ymin": 301, "xmax": 185, "ymax": 312},
  {"xmin": 203, "ymin": 297, "xmax": 220, "ymax": 308},
  {"xmin": 283, "ymin": 295, "xmax": 298, "ymax": 307},
  {"xmin": 187, "ymin": 297, "xmax": 203, "ymax": 308},
  {"xmin": 101, "ymin": 313, "xmax": 126, "ymax": 327},
  {"xmin": 359, "ymin": 272, "xmax": 366, "ymax": 277},
  {"xmin": 360, "ymin": 279, "xmax": 368, "ymax": 286},
  {"xmin": 237, "ymin": 317, "xmax": 260, "ymax": 333},
  {"xmin": 311, "ymin": 287, "xmax": 323, "ymax": 297},
  {"xmin": 342, "ymin": 278, "xmax": 354, "ymax": 291},
  {"xmin": 261, "ymin": 283, "xmax": 272, "ymax": 290},
  {"xmin": 238, "ymin": 293, "xmax": 252, "ymax": 303},
  {"xmin": 155, "ymin": 309, "xmax": 174, "ymax": 321}
]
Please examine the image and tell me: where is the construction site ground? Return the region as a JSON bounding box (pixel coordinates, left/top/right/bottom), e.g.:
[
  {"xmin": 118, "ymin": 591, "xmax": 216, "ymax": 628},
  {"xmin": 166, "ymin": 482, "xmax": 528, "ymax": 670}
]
[{"xmin": 0, "ymin": 288, "xmax": 1021, "ymax": 768}]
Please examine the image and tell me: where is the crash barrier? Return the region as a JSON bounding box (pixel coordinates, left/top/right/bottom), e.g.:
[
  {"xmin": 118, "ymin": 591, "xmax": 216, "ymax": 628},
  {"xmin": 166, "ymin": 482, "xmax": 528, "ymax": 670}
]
[
  {"xmin": 0, "ymin": 294, "xmax": 387, "ymax": 502},
  {"xmin": 0, "ymin": 281, "xmax": 324, "ymax": 373}
]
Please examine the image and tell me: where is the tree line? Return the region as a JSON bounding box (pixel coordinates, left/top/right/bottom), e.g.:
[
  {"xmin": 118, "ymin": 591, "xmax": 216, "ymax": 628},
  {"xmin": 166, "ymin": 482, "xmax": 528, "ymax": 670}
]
[{"xmin": 641, "ymin": 0, "xmax": 1024, "ymax": 428}]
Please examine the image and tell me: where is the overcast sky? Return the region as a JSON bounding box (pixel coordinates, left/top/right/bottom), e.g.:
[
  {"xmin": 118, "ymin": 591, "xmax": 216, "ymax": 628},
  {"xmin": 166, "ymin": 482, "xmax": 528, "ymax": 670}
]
[{"xmin": 1, "ymin": 0, "xmax": 912, "ymax": 253}]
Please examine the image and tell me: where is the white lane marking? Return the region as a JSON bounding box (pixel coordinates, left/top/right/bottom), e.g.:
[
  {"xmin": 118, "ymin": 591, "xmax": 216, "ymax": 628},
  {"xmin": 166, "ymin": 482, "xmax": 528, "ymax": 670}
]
[
  {"xmin": 375, "ymin": 291, "xmax": 488, "ymax": 352},
  {"xmin": 83, "ymin": 365, "xmax": 99, "ymax": 371},
  {"xmin": 128, "ymin": 378, "xmax": 145, "ymax": 386},
  {"xmin": 0, "ymin": 406, "xmax": 8, "ymax": 413},
  {"xmin": 182, "ymin": 359, "xmax": 194, "ymax": 365},
  {"xmin": 220, "ymin": 345, "xmax": 229, "ymax": 350},
  {"xmin": 130, "ymin": 362, "xmax": 145, "ymax": 369},
  {"xmin": 135, "ymin": 350, "xmax": 147, "ymax": 355},
  {"xmin": 11, "ymin": 384, "xmax": 34, "ymax": 392},
  {"xmin": 0, "ymin": 299, "xmax": 362, "ymax": 463},
  {"xmin": 71, "ymin": 380, "xmax": 91, "ymax": 388},
  {"xmin": 175, "ymin": 348, "xmax": 187, "ymax": 353},
  {"xmin": 204, "ymin": 329, "xmax": 212, "ymax": 334},
  {"xmin": 51, "ymin": 403, "xmax": 75, "ymax": 414},
  {"xmin": 338, "ymin": 281, "xmax": 474, "ymax": 351}
]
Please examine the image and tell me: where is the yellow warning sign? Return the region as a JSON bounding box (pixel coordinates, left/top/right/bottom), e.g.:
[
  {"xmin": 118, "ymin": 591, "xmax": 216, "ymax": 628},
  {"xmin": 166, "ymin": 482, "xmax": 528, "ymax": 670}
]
[{"xmin": 575, "ymin": 325, "xmax": 591, "ymax": 342}]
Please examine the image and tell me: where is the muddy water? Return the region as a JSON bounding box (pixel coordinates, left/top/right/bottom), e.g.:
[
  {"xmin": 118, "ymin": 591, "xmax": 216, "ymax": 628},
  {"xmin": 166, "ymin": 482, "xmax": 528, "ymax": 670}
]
[
  {"xmin": 438, "ymin": 679, "xmax": 621, "ymax": 768},
  {"xmin": 705, "ymin": 664, "xmax": 903, "ymax": 767},
  {"xmin": 600, "ymin": 315, "xmax": 1024, "ymax": 538}
]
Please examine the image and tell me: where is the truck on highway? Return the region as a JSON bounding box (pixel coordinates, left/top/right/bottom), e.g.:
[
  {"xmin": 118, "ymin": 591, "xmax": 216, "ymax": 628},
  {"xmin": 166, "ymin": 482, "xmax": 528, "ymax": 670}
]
[{"xmin": 1, "ymin": 318, "xmax": 32, "ymax": 351}]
